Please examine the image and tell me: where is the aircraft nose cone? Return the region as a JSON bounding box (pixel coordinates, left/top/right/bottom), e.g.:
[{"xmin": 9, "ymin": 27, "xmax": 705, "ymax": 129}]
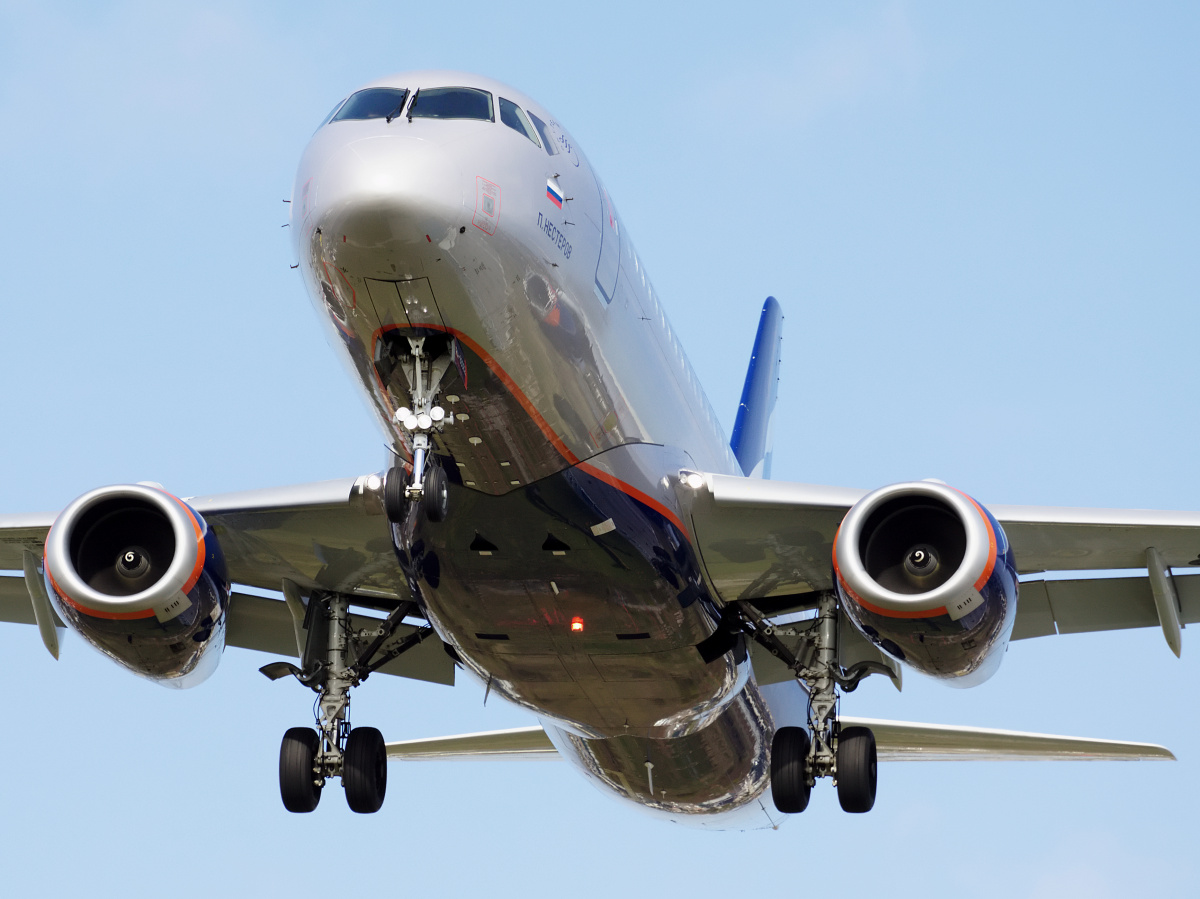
[{"xmin": 307, "ymin": 135, "xmax": 465, "ymax": 248}]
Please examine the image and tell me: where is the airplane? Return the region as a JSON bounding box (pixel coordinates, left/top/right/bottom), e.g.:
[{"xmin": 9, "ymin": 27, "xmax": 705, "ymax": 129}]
[{"xmin": 0, "ymin": 69, "xmax": 1195, "ymax": 829}]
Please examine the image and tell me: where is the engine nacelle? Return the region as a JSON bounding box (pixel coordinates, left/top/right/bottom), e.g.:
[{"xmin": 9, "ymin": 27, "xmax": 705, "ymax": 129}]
[
  {"xmin": 833, "ymin": 481, "xmax": 1018, "ymax": 685},
  {"xmin": 43, "ymin": 484, "xmax": 229, "ymax": 687}
]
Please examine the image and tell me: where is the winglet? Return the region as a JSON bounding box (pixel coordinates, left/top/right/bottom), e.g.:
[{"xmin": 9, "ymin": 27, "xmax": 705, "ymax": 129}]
[{"xmin": 730, "ymin": 297, "xmax": 783, "ymax": 479}]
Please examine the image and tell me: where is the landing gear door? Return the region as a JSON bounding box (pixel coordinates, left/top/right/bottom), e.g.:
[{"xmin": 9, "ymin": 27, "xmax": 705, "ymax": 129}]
[{"xmin": 594, "ymin": 186, "xmax": 621, "ymax": 304}]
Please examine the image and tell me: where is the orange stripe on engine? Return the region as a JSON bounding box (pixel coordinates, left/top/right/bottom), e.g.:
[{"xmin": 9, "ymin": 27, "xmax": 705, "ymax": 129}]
[
  {"xmin": 45, "ymin": 565, "xmax": 157, "ymax": 620},
  {"xmin": 957, "ymin": 491, "xmax": 998, "ymax": 591}
]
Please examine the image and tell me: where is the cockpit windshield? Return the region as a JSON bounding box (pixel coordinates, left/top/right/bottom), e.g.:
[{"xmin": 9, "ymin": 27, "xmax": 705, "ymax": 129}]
[
  {"xmin": 330, "ymin": 88, "xmax": 410, "ymax": 122},
  {"xmin": 407, "ymin": 87, "xmax": 494, "ymax": 122}
]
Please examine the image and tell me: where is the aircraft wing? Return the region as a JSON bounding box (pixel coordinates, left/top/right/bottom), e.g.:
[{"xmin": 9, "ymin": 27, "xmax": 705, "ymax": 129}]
[
  {"xmin": 384, "ymin": 722, "xmax": 1173, "ymax": 763},
  {"xmin": 687, "ymin": 473, "xmax": 1200, "ymax": 648},
  {"xmin": 0, "ymin": 476, "xmax": 406, "ymax": 598},
  {"xmin": 0, "ymin": 477, "xmax": 454, "ymax": 685}
]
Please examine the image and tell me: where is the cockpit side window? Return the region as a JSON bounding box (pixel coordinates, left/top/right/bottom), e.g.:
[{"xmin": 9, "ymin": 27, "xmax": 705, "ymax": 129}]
[
  {"xmin": 316, "ymin": 97, "xmax": 348, "ymax": 131},
  {"xmin": 330, "ymin": 88, "xmax": 410, "ymax": 122},
  {"xmin": 526, "ymin": 111, "xmax": 559, "ymax": 156},
  {"xmin": 499, "ymin": 97, "xmax": 542, "ymax": 147},
  {"xmin": 408, "ymin": 87, "xmax": 494, "ymax": 122}
]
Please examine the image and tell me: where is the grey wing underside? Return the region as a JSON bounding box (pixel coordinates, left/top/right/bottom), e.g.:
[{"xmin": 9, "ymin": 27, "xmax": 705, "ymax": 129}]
[
  {"xmin": 383, "ymin": 723, "xmax": 1174, "ymax": 762},
  {"xmin": 688, "ymin": 473, "xmax": 1200, "ymax": 645},
  {"xmin": 0, "ymin": 477, "xmax": 453, "ymax": 686}
]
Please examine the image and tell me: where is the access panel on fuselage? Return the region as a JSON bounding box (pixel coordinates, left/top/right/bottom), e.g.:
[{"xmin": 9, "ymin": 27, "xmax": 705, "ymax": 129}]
[{"xmin": 404, "ymin": 460, "xmax": 744, "ymax": 738}]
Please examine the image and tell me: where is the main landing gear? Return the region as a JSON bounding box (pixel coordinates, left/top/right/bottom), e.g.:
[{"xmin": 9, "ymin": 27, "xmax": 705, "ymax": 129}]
[
  {"xmin": 383, "ymin": 335, "xmax": 456, "ymax": 525},
  {"xmin": 737, "ymin": 591, "xmax": 885, "ymax": 814},
  {"xmin": 261, "ymin": 590, "xmax": 433, "ymax": 813}
]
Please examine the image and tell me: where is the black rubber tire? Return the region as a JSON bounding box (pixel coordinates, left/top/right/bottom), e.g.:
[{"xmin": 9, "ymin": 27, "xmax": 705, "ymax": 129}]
[
  {"xmin": 384, "ymin": 468, "xmax": 407, "ymax": 523},
  {"xmin": 837, "ymin": 725, "xmax": 878, "ymax": 813},
  {"xmin": 770, "ymin": 726, "xmax": 812, "ymax": 814},
  {"xmin": 344, "ymin": 726, "xmax": 387, "ymax": 814},
  {"xmin": 422, "ymin": 463, "xmax": 449, "ymax": 523},
  {"xmin": 279, "ymin": 727, "xmax": 322, "ymax": 813}
]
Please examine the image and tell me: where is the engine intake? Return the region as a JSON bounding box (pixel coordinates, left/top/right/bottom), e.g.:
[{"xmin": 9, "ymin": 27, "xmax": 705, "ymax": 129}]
[
  {"xmin": 833, "ymin": 481, "xmax": 1018, "ymax": 684},
  {"xmin": 43, "ymin": 484, "xmax": 229, "ymax": 687}
]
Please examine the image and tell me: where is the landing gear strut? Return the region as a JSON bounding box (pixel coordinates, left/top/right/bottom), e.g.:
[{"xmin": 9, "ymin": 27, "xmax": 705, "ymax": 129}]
[
  {"xmin": 384, "ymin": 335, "xmax": 456, "ymax": 524},
  {"xmin": 262, "ymin": 590, "xmax": 434, "ymax": 814},
  {"xmin": 736, "ymin": 591, "xmax": 888, "ymax": 814}
]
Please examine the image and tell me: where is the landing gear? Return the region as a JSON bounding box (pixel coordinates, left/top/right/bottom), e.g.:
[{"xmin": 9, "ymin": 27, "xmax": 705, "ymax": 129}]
[
  {"xmin": 384, "ymin": 334, "xmax": 457, "ymax": 524},
  {"xmin": 384, "ymin": 461, "xmax": 448, "ymax": 524},
  {"xmin": 261, "ymin": 589, "xmax": 434, "ymax": 814},
  {"xmin": 770, "ymin": 727, "xmax": 811, "ymax": 813},
  {"xmin": 836, "ymin": 725, "xmax": 877, "ymax": 813},
  {"xmin": 735, "ymin": 591, "xmax": 890, "ymax": 814},
  {"xmin": 344, "ymin": 726, "xmax": 388, "ymax": 813},
  {"xmin": 422, "ymin": 463, "xmax": 448, "ymax": 523},
  {"xmin": 279, "ymin": 727, "xmax": 322, "ymax": 813}
]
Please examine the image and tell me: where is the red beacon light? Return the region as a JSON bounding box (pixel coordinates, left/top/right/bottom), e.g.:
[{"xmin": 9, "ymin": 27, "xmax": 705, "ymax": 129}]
[{"xmin": 570, "ymin": 617, "xmax": 585, "ymax": 633}]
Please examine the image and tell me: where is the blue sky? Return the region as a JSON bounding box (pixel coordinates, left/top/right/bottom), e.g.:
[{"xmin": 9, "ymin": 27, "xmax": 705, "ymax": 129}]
[{"xmin": 1, "ymin": 2, "xmax": 1198, "ymax": 895}]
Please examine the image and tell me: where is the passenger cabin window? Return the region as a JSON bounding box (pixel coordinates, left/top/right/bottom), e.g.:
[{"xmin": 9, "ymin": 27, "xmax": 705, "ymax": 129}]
[
  {"xmin": 408, "ymin": 87, "xmax": 494, "ymax": 121},
  {"xmin": 526, "ymin": 111, "xmax": 559, "ymax": 156},
  {"xmin": 499, "ymin": 97, "xmax": 541, "ymax": 147},
  {"xmin": 330, "ymin": 88, "xmax": 410, "ymax": 122}
]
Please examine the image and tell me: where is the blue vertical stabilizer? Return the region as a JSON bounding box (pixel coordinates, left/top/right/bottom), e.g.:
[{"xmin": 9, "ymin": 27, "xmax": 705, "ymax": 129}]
[{"xmin": 730, "ymin": 297, "xmax": 783, "ymax": 478}]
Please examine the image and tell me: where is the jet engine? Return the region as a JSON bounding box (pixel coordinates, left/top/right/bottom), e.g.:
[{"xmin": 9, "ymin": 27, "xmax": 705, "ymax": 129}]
[
  {"xmin": 42, "ymin": 484, "xmax": 229, "ymax": 687},
  {"xmin": 832, "ymin": 481, "xmax": 1018, "ymax": 685}
]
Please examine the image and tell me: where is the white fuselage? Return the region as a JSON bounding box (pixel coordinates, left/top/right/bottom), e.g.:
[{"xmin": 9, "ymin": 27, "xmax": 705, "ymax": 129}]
[{"xmin": 291, "ymin": 71, "xmax": 800, "ymax": 828}]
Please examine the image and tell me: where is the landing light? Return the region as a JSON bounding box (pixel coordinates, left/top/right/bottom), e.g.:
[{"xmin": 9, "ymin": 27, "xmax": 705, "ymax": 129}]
[{"xmin": 570, "ymin": 617, "xmax": 584, "ymax": 633}]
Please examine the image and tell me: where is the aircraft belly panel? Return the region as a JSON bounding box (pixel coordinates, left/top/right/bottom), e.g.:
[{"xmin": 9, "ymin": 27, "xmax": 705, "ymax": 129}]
[
  {"xmin": 402, "ymin": 446, "xmax": 751, "ymax": 738},
  {"xmin": 546, "ymin": 680, "xmax": 774, "ymax": 818}
]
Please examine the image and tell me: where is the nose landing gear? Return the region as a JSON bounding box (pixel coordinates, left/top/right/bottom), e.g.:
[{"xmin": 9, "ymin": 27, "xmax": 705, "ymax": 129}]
[{"xmin": 383, "ymin": 335, "xmax": 457, "ymax": 524}]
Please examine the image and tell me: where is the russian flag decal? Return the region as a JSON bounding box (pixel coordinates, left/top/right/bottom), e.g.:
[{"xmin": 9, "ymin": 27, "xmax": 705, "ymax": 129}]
[{"xmin": 546, "ymin": 179, "xmax": 564, "ymax": 209}]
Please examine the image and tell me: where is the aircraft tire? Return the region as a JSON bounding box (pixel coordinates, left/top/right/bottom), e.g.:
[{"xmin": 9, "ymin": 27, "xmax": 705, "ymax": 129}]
[
  {"xmin": 836, "ymin": 726, "xmax": 877, "ymax": 813},
  {"xmin": 279, "ymin": 727, "xmax": 322, "ymax": 813},
  {"xmin": 770, "ymin": 726, "xmax": 811, "ymax": 813},
  {"xmin": 344, "ymin": 726, "xmax": 387, "ymax": 814},
  {"xmin": 384, "ymin": 468, "xmax": 407, "ymax": 523},
  {"xmin": 422, "ymin": 463, "xmax": 449, "ymax": 523}
]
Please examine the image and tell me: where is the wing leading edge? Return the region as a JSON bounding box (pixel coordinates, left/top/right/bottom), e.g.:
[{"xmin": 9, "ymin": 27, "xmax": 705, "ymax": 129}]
[
  {"xmin": 687, "ymin": 472, "xmax": 1200, "ymax": 650},
  {"xmin": 0, "ymin": 475, "xmax": 454, "ymax": 685}
]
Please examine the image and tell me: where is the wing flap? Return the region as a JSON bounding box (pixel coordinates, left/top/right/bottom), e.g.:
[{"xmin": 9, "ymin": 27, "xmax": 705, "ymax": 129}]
[
  {"xmin": 0, "ymin": 574, "xmax": 41, "ymax": 626},
  {"xmin": 1012, "ymin": 573, "xmax": 1200, "ymax": 640}
]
